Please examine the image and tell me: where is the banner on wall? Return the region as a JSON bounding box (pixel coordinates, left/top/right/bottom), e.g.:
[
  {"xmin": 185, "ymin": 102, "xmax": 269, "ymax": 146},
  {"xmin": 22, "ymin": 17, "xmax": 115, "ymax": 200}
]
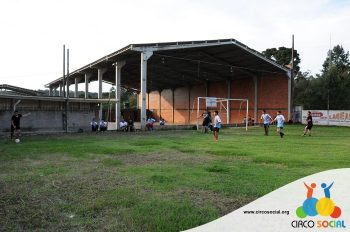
[{"xmin": 302, "ymin": 110, "xmax": 350, "ymax": 127}]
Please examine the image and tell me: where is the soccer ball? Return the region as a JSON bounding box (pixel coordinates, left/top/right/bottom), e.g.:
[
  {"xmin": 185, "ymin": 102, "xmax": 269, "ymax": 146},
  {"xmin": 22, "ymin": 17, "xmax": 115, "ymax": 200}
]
[{"xmin": 15, "ymin": 139, "xmax": 20, "ymax": 143}]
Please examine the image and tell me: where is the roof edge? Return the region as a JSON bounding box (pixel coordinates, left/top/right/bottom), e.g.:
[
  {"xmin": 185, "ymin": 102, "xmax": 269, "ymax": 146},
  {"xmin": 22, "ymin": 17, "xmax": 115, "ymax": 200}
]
[{"xmin": 46, "ymin": 38, "xmax": 291, "ymax": 87}]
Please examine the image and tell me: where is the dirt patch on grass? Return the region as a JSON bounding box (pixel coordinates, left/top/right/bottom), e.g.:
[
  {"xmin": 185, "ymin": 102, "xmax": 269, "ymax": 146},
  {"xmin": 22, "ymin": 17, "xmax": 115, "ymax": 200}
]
[
  {"xmin": 254, "ymin": 161, "xmax": 288, "ymax": 169},
  {"xmin": 170, "ymin": 188, "xmax": 255, "ymax": 216},
  {"xmin": 0, "ymin": 156, "xmax": 136, "ymax": 231},
  {"xmin": 110, "ymin": 152, "xmax": 219, "ymax": 166}
]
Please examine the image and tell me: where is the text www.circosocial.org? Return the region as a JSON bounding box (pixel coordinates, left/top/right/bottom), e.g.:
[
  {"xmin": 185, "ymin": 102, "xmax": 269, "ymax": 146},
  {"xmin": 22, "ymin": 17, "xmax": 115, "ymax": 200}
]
[{"xmin": 243, "ymin": 210, "xmax": 290, "ymax": 215}]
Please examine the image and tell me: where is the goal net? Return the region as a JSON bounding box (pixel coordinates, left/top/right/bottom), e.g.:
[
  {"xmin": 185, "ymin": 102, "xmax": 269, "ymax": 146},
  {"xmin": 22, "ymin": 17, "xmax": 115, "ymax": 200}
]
[{"xmin": 196, "ymin": 97, "xmax": 249, "ymax": 131}]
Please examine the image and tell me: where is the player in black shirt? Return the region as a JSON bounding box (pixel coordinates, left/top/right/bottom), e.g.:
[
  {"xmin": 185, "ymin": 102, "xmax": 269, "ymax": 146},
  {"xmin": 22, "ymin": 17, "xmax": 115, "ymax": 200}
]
[
  {"xmin": 11, "ymin": 110, "xmax": 31, "ymax": 140},
  {"xmin": 303, "ymin": 111, "xmax": 313, "ymax": 136}
]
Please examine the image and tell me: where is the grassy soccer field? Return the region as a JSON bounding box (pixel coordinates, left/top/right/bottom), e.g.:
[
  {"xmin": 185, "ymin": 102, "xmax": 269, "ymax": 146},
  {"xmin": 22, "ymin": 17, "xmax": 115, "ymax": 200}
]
[{"xmin": 1, "ymin": 125, "xmax": 349, "ymax": 231}]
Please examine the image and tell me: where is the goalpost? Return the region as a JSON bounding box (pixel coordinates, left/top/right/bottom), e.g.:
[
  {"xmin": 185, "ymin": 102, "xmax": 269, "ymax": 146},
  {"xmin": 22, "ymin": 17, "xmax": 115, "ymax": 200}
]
[{"xmin": 196, "ymin": 97, "xmax": 249, "ymax": 131}]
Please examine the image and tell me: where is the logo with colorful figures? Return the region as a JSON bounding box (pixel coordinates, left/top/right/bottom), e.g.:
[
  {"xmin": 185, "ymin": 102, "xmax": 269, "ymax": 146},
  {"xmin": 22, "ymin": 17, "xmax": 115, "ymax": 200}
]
[{"xmin": 296, "ymin": 181, "xmax": 342, "ymax": 219}]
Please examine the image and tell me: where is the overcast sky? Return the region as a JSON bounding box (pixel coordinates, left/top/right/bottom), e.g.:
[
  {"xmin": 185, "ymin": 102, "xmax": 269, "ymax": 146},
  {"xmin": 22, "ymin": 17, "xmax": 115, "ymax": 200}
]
[{"xmin": 1, "ymin": 0, "xmax": 349, "ymax": 91}]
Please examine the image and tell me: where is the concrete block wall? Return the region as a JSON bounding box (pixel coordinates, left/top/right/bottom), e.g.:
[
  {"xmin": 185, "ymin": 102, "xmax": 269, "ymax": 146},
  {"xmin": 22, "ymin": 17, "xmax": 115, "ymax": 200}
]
[
  {"xmin": 0, "ymin": 98, "xmax": 96, "ymax": 132},
  {"xmin": 0, "ymin": 110, "xmax": 94, "ymax": 132}
]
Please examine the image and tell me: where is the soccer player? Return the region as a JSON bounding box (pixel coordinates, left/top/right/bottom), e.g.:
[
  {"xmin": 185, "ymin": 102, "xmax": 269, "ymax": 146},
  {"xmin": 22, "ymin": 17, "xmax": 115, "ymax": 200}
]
[
  {"xmin": 198, "ymin": 111, "xmax": 211, "ymax": 133},
  {"xmin": 260, "ymin": 109, "xmax": 273, "ymax": 136},
  {"xmin": 146, "ymin": 116, "xmax": 156, "ymax": 131},
  {"xmin": 303, "ymin": 111, "xmax": 313, "ymax": 136},
  {"xmin": 11, "ymin": 110, "xmax": 31, "ymax": 140},
  {"xmin": 271, "ymin": 111, "xmax": 285, "ymax": 138},
  {"xmin": 213, "ymin": 111, "xmax": 221, "ymax": 141}
]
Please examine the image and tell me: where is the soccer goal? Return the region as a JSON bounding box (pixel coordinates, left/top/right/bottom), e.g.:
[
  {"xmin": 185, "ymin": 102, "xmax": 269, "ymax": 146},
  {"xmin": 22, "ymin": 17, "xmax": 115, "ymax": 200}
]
[{"xmin": 196, "ymin": 97, "xmax": 249, "ymax": 131}]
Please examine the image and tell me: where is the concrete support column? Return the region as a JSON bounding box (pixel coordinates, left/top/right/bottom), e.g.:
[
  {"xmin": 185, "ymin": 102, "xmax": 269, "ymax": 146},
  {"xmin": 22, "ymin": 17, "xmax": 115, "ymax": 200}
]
[
  {"xmin": 227, "ymin": 79, "xmax": 232, "ymax": 124},
  {"xmin": 49, "ymin": 87, "xmax": 53, "ymax": 96},
  {"xmin": 74, "ymin": 77, "xmax": 80, "ymax": 98},
  {"xmin": 253, "ymin": 76, "xmax": 258, "ymax": 124},
  {"xmin": 84, "ymin": 73, "xmax": 91, "ymax": 99},
  {"xmin": 98, "ymin": 69, "xmax": 107, "ymax": 99},
  {"xmin": 98, "ymin": 68, "xmax": 107, "ymax": 121},
  {"xmin": 115, "ymin": 61, "xmax": 126, "ymax": 129},
  {"xmin": 140, "ymin": 50, "xmax": 153, "ymax": 130}
]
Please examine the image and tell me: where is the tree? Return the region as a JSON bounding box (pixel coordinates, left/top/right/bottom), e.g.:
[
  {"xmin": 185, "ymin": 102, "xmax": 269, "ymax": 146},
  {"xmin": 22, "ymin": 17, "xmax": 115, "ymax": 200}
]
[
  {"xmin": 322, "ymin": 45, "xmax": 350, "ymax": 73},
  {"xmin": 294, "ymin": 45, "xmax": 350, "ymax": 110},
  {"xmin": 103, "ymin": 87, "xmax": 138, "ymax": 109},
  {"xmin": 262, "ymin": 47, "xmax": 301, "ymax": 74},
  {"xmin": 321, "ymin": 45, "xmax": 350, "ymax": 110},
  {"xmin": 293, "ymin": 44, "xmax": 350, "ymax": 110},
  {"xmin": 293, "ymin": 71, "xmax": 313, "ymax": 107},
  {"xmin": 323, "ymin": 64, "xmax": 350, "ymax": 110},
  {"xmin": 293, "ymin": 71, "xmax": 327, "ymax": 109}
]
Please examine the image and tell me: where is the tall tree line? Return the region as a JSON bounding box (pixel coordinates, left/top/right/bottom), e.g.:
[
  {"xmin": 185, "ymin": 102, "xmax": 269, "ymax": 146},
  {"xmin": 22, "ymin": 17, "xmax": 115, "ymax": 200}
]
[{"xmin": 263, "ymin": 45, "xmax": 350, "ymax": 110}]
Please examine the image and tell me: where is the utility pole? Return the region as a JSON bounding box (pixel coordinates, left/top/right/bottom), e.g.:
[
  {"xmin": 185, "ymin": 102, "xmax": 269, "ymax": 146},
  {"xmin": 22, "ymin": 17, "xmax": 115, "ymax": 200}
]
[
  {"xmin": 327, "ymin": 33, "xmax": 332, "ymax": 125},
  {"xmin": 62, "ymin": 44, "xmax": 70, "ymax": 132},
  {"xmin": 63, "ymin": 45, "xmax": 66, "ymax": 98},
  {"xmin": 290, "ymin": 34, "xmax": 295, "ymax": 122},
  {"xmin": 65, "ymin": 48, "xmax": 69, "ymax": 132},
  {"xmin": 67, "ymin": 49, "xmax": 69, "ymax": 99},
  {"xmin": 62, "ymin": 45, "xmax": 67, "ymax": 131},
  {"xmin": 291, "ymin": 34, "xmax": 294, "ymax": 78}
]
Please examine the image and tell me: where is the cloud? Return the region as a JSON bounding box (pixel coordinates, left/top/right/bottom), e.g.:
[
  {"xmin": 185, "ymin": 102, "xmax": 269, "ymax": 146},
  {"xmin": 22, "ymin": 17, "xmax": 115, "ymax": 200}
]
[{"xmin": 0, "ymin": 0, "xmax": 349, "ymax": 89}]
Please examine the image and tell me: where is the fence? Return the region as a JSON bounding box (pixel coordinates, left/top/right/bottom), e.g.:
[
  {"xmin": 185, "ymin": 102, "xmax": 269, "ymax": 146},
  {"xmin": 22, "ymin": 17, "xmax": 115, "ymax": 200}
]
[{"xmin": 302, "ymin": 110, "xmax": 350, "ymax": 127}]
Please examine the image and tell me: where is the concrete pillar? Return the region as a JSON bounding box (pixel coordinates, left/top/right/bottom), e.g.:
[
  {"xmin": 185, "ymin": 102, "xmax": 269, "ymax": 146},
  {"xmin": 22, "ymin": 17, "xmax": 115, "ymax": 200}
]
[
  {"xmin": 98, "ymin": 68, "xmax": 107, "ymax": 121},
  {"xmin": 227, "ymin": 79, "xmax": 232, "ymax": 124},
  {"xmin": 115, "ymin": 61, "xmax": 126, "ymax": 129},
  {"xmin": 98, "ymin": 69, "xmax": 104, "ymax": 99},
  {"xmin": 85, "ymin": 73, "xmax": 91, "ymax": 99},
  {"xmin": 49, "ymin": 87, "xmax": 53, "ymax": 96},
  {"xmin": 253, "ymin": 76, "xmax": 258, "ymax": 124},
  {"xmin": 140, "ymin": 50, "xmax": 153, "ymax": 130},
  {"xmin": 74, "ymin": 77, "xmax": 80, "ymax": 98}
]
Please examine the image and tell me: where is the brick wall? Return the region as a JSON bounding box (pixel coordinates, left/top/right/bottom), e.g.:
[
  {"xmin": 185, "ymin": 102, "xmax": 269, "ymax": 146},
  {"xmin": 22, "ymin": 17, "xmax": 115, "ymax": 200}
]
[
  {"xmin": 141, "ymin": 74, "xmax": 289, "ymax": 124},
  {"xmin": 258, "ymin": 74, "xmax": 288, "ymax": 112}
]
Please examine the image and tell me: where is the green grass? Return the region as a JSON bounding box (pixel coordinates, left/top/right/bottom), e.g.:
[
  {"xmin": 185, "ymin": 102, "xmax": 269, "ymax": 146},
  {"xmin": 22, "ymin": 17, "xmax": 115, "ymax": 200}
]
[{"xmin": 0, "ymin": 125, "xmax": 349, "ymax": 231}]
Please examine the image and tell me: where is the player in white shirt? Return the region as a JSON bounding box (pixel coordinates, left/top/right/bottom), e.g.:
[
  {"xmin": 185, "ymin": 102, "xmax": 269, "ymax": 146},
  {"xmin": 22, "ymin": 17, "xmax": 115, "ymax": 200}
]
[
  {"xmin": 271, "ymin": 111, "xmax": 285, "ymax": 138},
  {"xmin": 260, "ymin": 109, "xmax": 273, "ymax": 136},
  {"xmin": 213, "ymin": 111, "xmax": 222, "ymax": 141}
]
